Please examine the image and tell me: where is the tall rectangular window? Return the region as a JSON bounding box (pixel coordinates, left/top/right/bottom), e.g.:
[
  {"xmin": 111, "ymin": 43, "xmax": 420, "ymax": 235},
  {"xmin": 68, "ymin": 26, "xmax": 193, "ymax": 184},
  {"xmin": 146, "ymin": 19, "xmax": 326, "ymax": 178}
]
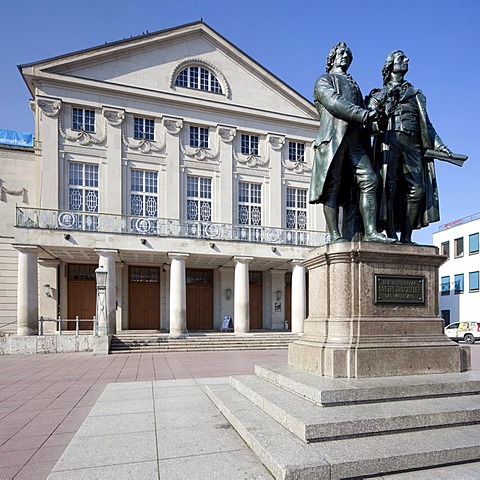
[
  {"xmin": 441, "ymin": 275, "xmax": 450, "ymax": 295},
  {"xmin": 72, "ymin": 108, "xmax": 95, "ymax": 132},
  {"xmin": 288, "ymin": 142, "xmax": 305, "ymax": 162},
  {"xmin": 134, "ymin": 118, "xmax": 155, "ymax": 141},
  {"xmin": 286, "ymin": 187, "xmax": 307, "ymax": 245},
  {"xmin": 68, "ymin": 162, "xmax": 99, "ymax": 230},
  {"xmin": 469, "ymin": 271, "xmax": 479, "ymax": 292},
  {"xmin": 189, "ymin": 126, "xmax": 209, "ymax": 148},
  {"xmin": 187, "ymin": 176, "xmax": 212, "ymax": 222},
  {"xmin": 454, "ymin": 237, "xmax": 464, "ymax": 257},
  {"xmin": 241, "ymin": 134, "xmax": 259, "ymax": 155},
  {"xmin": 454, "ymin": 273, "xmax": 464, "ymax": 294},
  {"xmin": 238, "ymin": 182, "xmax": 261, "ymax": 226},
  {"xmin": 469, "ymin": 233, "xmax": 479, "ymax": 255},
  {"xmin": 130, "ymin": 170, "xmax": 158, "ymax": 217},
  {"xmin": 441, "ymin": 241, "xmax": 450, "ymax": 258}
]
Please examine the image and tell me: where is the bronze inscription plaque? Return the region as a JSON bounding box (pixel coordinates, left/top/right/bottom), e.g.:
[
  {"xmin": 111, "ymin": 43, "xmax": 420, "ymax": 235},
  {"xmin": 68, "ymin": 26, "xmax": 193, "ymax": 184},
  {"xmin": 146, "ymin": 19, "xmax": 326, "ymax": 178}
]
[{"xmin": 374, "ymin": 275, "xmax": 425, "ymax": 305}]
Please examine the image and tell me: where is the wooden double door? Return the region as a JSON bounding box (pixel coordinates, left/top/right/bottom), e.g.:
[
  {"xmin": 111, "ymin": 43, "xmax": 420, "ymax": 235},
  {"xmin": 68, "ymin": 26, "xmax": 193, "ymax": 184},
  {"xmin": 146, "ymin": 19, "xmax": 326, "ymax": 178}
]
[
  {"xmin": 186, "ymin": 269, "xmax": 213, "ymax": 330},
  {"xmin": 67, "ymin": 264, "xmax": 96, "ymax": 330},
  {"xmin": 249, "ymin": 271, "xmax": 263, "ymax": 330},
  {"xmin": 129, "ymin": 266, "xmax": 160, "ymax": 330}
]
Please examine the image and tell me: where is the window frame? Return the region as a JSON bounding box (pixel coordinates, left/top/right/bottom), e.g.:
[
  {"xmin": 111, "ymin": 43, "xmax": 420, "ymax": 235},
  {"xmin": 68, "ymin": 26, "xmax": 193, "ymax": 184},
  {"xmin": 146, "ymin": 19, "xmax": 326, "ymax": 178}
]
[
  {"xmin": 174, "ymin": 65, "xmax": 223, "ymax": 94},
  {"xmin": 130, "ymin": 169, "xmax": 159, "ymax": 218},
  {"xmin": 440, "ymin": 275, "xmax": 450, "ymax": 296},
  {"xmin": 454, "ymin": 273, "xmax": 464, "ymax": 294},
  {"xmin": 469, "ymin": 233, "xmax": 479, "ymax": 255},
  {"xmin": 241, "ymin": 134, "xmax": 259, "ymax": 156},
  {"xmin": 288, "ymin": 141, "xmax": 305, "ymax": 162},
  {"xmin": 469, "ymin": 271, "xmax": 479, "ymax": 293},
  {"xmin": 189, "ymin": 126, "xmax": 209, "ymax": 149},
  {"xmin": 441, "ymin": 241, "xmax": 450, "ymax": 258},
  {"xmin": 186, "ymin": 175, "xmax": 212, "ymax": 222},
  {"xmin": 238, "ymin": 181, "xmax": 262, "ymax": 226},
  {"xmin": 72, "ymin": 107, "xmax": 95, "ymax": 132},
  {"xmin": 133, "ymin": 117, "xmax": 155, "ymax": 141},
  {"xmin": 454, "ymin": 237, "xmax": 464, "ymax": 258}
]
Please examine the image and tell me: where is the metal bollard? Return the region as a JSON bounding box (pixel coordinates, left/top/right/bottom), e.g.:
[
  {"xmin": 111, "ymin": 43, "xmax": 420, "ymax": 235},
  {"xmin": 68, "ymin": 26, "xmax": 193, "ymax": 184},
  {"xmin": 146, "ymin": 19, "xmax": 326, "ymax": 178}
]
[
  {"xmin": 76, "ymin": 316, "xmax": 79, "ymax": 336},
  {"xmin": 39, "ymin": 316, "xmax": 44, "ymax": 336},
  {"xmin": 58, "ymin": 315, "xmax": 62, "ymax": 335}
]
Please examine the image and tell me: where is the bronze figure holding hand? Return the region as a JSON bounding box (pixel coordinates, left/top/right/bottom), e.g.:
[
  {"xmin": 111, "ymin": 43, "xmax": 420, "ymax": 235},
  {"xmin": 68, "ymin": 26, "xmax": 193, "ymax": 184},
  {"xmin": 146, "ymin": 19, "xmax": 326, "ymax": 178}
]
[{"xmin": 309, "ymin": 42, "xmax": 394, "ymax": 244}]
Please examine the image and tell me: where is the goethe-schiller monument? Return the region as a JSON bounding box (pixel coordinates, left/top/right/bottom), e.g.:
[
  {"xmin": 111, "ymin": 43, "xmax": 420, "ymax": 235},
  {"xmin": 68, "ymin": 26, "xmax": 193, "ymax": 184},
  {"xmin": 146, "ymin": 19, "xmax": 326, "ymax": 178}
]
[{"xmin": 206, "ymin": 42, "xmax": 480, "ymax": 479}]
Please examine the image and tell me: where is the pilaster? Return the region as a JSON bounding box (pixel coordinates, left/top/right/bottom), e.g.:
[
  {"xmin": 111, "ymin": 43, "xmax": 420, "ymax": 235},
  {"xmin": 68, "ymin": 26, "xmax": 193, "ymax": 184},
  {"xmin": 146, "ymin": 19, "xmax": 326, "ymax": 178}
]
[{"xmin": 15, "ymin": 245, "xmax": 39, "ymax": 335}]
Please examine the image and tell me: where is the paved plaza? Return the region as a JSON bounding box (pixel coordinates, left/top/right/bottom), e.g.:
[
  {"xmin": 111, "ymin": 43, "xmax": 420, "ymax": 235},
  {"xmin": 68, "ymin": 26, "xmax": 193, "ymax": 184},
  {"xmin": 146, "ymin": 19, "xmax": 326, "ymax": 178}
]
[{"xmin": 0, "ymin": 346, "xmax": 479, "ymax": 479}]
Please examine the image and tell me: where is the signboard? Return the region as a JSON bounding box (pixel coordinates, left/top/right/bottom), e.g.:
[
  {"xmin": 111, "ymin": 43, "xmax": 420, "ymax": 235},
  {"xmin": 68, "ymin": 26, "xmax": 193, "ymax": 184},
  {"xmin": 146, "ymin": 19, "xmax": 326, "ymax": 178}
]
[
  {"xmin": 0, "ymin": 129, "xmax": 33, "ymax": 147},
  {"xmin": 374, "ymin": 275, "xmax": 425, "ymax": 305},
  {"xmin": 220, "ymin": 315, "xmax": 233, "ymax": 332}
]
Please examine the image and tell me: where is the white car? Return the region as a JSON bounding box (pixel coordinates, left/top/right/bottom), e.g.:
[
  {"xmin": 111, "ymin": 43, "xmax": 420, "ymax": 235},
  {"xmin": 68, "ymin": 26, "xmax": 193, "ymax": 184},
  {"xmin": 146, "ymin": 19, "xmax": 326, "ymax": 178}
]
[{"xmin": 444, "ymin": 322, "xmax": 480, "ymax": 344}]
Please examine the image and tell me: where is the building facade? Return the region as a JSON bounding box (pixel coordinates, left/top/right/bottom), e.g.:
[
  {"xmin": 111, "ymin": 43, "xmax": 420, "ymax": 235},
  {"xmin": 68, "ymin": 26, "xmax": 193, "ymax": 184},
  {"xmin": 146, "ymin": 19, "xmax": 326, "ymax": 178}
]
[
  {"xmin": 434, "ymin": 212, "xmax": 480, "ymax": 326},
  {"xmin": 9, "ymin": 21, "xmax": 326, "ymax": 336}
]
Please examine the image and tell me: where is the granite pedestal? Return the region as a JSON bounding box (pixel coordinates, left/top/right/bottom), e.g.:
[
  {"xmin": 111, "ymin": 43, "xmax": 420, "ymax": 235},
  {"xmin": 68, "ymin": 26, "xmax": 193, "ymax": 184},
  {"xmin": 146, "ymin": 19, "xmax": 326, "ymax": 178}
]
[{"xmin": 288, "ymin": 242, "xmax": 470, "ymax": 378}]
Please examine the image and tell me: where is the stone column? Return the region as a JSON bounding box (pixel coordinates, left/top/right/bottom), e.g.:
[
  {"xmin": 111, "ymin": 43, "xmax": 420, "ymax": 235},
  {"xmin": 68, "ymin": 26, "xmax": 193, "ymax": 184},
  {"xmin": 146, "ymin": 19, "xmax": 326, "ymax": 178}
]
[
  {"xmin": 95, "ymin": 249, "xmax": 118, "ymax": 335},
  {"xmin": 168, "ymin": 253, "xmax": 189, "ymax": 337},
  {"xmin": 234, "ymin": 256, "xmax": 253, "ymax": 334},
  {"xmin": 291, "ymin": 260, "xmax": 306, "ymax": 334},
  {"xmin": 16, "ymin": 245, "xmax": 38, "ymax": 335}
]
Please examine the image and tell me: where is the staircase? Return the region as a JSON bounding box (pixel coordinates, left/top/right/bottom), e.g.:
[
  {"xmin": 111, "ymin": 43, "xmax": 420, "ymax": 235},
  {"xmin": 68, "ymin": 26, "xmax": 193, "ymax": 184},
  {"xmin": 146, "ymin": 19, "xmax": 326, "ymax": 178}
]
[
  {"xmin": 109, "ymin": 331, "xmax": 300, "ymax": 353},
  {"xmin": 205, "ymin": 365, "xmax": 480, "ymax": 479}
]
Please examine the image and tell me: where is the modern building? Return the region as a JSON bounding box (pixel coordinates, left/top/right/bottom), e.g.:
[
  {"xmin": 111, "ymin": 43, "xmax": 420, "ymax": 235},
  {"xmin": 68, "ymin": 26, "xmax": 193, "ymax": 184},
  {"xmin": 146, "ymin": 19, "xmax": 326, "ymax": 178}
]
[
  {"xmin": 433, "ymin": 212, "xmax": 480, "ymax": 326},
  {"xmin": 4, "ymin": 20, "xmax": 326, "ymax": 337}
]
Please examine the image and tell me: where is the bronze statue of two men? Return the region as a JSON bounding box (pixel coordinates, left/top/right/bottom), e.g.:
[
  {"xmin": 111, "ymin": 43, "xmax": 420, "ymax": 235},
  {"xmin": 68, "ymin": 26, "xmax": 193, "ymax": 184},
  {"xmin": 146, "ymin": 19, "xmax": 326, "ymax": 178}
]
[{"xmin": 310, "ymin": 42, "xmax": 462, "ymax": 244}]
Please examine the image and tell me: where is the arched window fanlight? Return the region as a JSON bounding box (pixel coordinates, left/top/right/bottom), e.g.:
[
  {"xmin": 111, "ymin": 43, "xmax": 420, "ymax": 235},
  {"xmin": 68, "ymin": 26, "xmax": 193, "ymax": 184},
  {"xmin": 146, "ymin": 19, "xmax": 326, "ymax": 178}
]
[{"xmin": 175, "ymin": 65, "xmax": 223, "ymax": 94}]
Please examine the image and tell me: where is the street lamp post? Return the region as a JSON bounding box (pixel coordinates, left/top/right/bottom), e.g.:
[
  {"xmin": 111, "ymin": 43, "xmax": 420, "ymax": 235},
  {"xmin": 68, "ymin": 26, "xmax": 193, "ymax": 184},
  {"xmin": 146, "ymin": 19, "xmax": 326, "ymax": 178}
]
[{"xmin": 95, "ymin": 266, "xmax": 108, "ymax": 336}]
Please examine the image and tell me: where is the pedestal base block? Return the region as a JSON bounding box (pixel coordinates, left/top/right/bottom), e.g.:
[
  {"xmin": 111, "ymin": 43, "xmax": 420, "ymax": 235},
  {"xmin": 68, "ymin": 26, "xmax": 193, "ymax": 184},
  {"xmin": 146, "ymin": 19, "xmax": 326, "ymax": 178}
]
[{"xmin": 288, "ymin": 242, "xmax": 470, "ymax": 378}]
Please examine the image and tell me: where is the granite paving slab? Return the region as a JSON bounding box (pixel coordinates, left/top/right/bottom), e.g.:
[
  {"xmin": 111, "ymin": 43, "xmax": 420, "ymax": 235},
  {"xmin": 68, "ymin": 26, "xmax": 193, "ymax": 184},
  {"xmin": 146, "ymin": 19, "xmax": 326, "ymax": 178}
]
[{"xmin": 48, "ymin": 378, "xmax": 272, "ymax": 480}]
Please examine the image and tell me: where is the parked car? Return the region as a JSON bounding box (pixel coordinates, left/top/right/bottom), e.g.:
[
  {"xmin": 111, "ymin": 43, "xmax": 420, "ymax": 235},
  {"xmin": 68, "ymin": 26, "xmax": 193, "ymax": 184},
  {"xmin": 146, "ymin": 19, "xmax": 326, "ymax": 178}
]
[{"xmin": 444, "ymin": 322, "xmax": 480, "ymax": 344}]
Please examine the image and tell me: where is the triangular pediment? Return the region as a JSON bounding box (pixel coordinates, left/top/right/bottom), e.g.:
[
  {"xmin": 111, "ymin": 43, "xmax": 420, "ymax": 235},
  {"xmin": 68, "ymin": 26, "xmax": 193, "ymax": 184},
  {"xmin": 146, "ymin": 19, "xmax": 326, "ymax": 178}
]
[{"xmin": 20, "ymin": 21, "xmax": 317, "ymax": 119}]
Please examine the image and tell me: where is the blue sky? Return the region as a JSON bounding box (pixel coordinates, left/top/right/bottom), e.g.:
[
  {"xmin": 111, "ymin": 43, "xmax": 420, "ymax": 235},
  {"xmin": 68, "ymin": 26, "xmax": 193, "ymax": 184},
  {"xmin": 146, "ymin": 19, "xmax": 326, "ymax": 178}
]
[{"xmin": 1, "ymin": 0, "xmax": 478, "ymax": 244}]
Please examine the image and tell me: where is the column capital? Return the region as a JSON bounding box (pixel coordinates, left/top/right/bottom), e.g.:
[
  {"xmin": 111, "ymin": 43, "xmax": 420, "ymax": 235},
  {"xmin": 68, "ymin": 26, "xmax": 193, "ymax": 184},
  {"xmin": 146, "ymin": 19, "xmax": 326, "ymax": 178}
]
[
  {"xmin": 13, "ymin": 244, "xmax": 39, "ymax": 254},
  {"xmin": 38, "ymin": 258, "xmax": 60, "ymax": 268},
  {"xmin": 291, "ymin": 259, "xmax": 306, "ymax": 266},
  {"xmin": 168, "ymin": 252, "xmax": 189, "ymax": 261},
  {"xmin": 233, "ymin": 256, "xmax": 253, "ymax": 265},
  {"xmin": 94, "ymin": 248, "xmax": 120, "ymax": 259}
]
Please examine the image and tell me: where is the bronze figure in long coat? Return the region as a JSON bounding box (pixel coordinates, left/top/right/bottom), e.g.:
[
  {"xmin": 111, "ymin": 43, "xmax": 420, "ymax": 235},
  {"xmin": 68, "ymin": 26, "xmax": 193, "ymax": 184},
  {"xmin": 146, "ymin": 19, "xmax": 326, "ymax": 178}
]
[{"xmin": 309, "ymin": 42, "xmax": 393, "ymax": 244}]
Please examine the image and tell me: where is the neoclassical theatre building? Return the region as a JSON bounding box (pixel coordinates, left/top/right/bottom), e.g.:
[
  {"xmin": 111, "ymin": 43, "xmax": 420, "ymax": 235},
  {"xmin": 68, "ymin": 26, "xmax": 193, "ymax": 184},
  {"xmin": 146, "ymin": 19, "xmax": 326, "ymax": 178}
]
[{"xmin": 4, "ymin": 20, "xmax": 326, "ymax": 337}]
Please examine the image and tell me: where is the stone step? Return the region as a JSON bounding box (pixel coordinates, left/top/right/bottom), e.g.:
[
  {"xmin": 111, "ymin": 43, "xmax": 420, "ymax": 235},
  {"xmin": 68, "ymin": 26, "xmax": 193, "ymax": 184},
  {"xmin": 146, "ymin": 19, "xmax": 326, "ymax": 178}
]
[
  {"xmin": 110, "ymin": 333, "xmax": 299, "ymax": 353},
  {"xmin": 110, "ymin": 345, "xmax": 290, "ymax": 354},
  {"xmin": 255, "ymin": 364, "xmax": 480, "ymax": 405},
  {"xmin": 205, "ymin": 383, "xmax": 480, "ymax": 480},
  {"xmin": 229, "ymin": 374, "xmax": 480, "ymax": 442}
]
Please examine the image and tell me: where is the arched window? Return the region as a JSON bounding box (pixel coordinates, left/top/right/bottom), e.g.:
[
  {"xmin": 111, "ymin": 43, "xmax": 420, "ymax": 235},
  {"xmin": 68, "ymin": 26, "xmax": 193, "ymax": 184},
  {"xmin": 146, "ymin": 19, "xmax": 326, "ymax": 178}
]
[{"xmin": 174, "ymin": 66, "xmax": 223, "ymax": 94}]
